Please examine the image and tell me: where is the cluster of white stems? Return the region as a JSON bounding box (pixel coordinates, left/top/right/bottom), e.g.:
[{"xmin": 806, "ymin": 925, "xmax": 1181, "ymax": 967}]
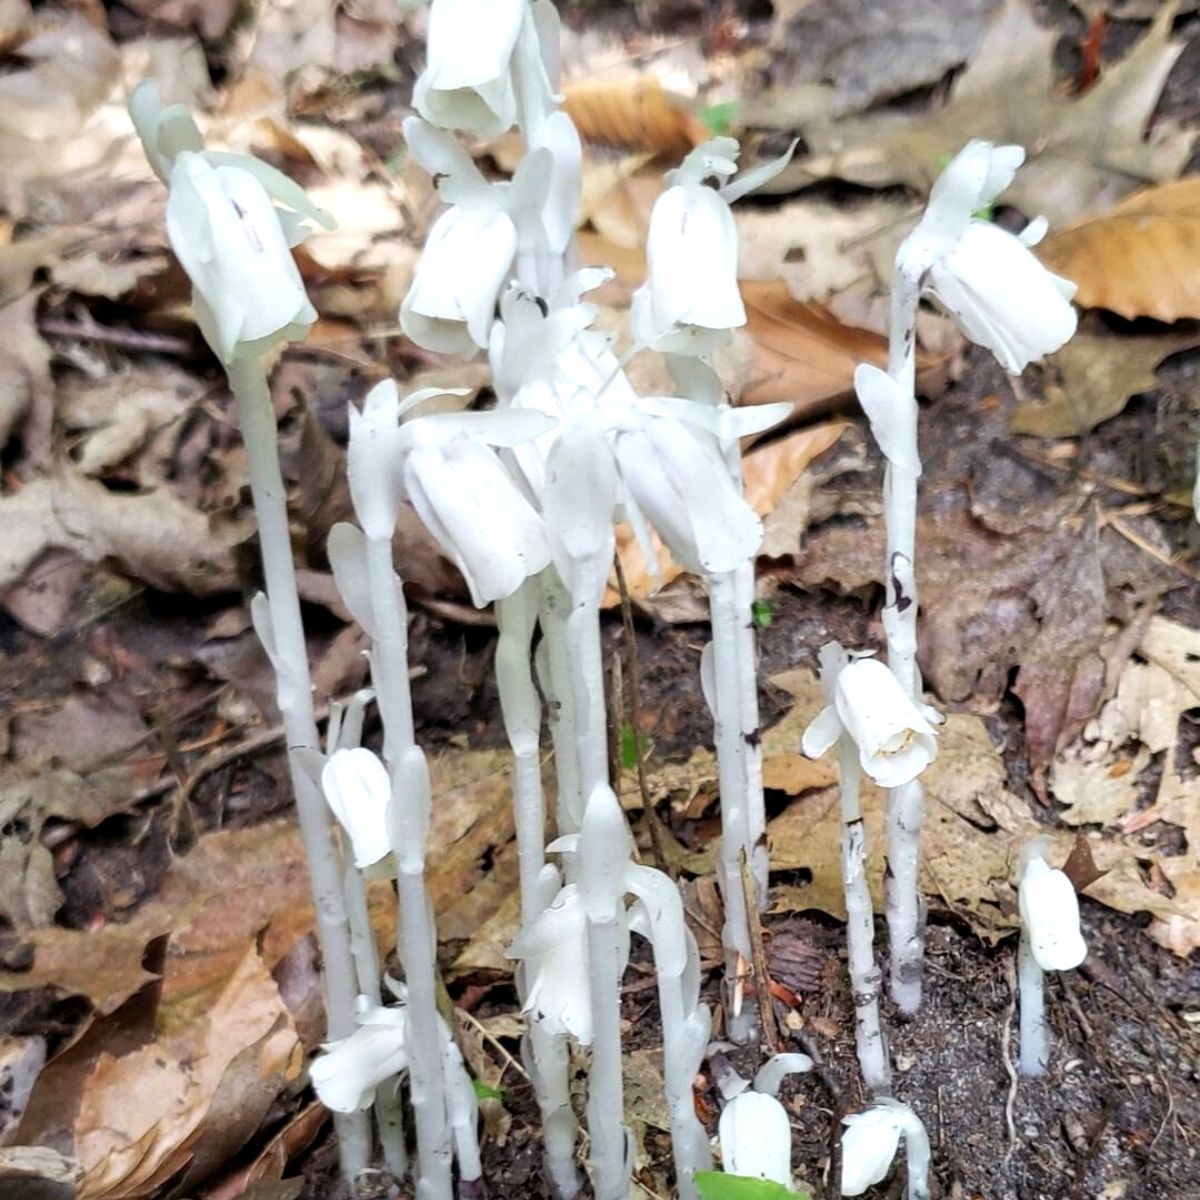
[{"xmin": 130, "ymin": 1, "xmax": 1089, "ymax": 1195}]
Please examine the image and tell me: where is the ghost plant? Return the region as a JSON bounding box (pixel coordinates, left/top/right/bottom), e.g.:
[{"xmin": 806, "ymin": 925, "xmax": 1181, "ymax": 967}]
[
  {"xmin": 868, "ymin": 139, "xmax": 1077, "ymax": 1014},
  {"xmin": 1017, "ymin": 839, "xmax": 1088, "ymax": 1077},
  {"xmin": 129, "ymin": 78, "xmax": 375, "ymax": 1177},
  {"xmin": 840, "ymin": 1099, "xmax": 930, "ymax": 1199}
]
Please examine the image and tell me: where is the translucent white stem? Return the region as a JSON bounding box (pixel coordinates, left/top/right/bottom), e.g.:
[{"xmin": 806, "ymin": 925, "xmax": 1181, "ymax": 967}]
[
  {"xmin": 226, "ymin": 357, "xmax": 370, "ymax": 1179},
  {"xmin": 538, "ymin": 569, "xmax": 584, "ymax": 840},
  {"xmin": 521, "ymin": 1022, "xmax": 583, "ymax": 1199},
  {"xmin": 585, "ymin": 912, "xmax": 630, "ymax": 1199},
  {"xmin": 896, "ymin": 1102, "xmax": 931, "ymax": 1200},
  {"xmin": 496, "ymin": 581, "xmax": 547, "ymax": 919},
  {"xmin": 1018, "ymin": 928, "xmax": 1048, "ymax": 1077},
  {"xmin": 733, "ymin": 561, "xmax": 768, "ymax": 906},
  {"xmin": 883, "ymin": 259, "xmax": 927, "ymax": 1014},
  {"xmin": 836, "ymin": 739, "xmax": 890, "ymax": 1094},
  {"xmin": 498, "ymin": 582, "xmax": 582, "ymax": 1199},
  {"xmin": 365, "ymin": 533, "xmax": 451, "ymax": 1198},
  {"xmin": 564, "ymin": 556, "xmax": 611, "ymax": 801},
  {"xmin": 708, "ymin": 569, "xmax": 755, "ymax": 1043},
  {"xmin": 345, "ymin": 864, "xmax": 409, "ymax": 1178}
]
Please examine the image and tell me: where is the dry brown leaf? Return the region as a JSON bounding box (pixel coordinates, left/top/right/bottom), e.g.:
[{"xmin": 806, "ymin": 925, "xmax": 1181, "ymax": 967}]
[
  {"xmin": 73, "ymin": 946, "xmax": 300, "ymax": 1200},
  {"xmin": 766, "ymin": 668, "xmax": 1197, "ymax": 946},
  {"xmin": 0, "ymin": 469, "xmax": 237, "ymax": 609},
  {"xmin": 772, "ymin": 0, "xmax": 1195, "ymax": 226},
  {"xmin": 740, "ymin": 280, "xmax": 891, "ymax": 410},
  {"xmin": 1037, "ymin": 178, "xmax": 1200, "ymax": 321},
  {"xmin": 562, "ymin": 74, "xmax": 706, "ymax": 158},
  {"xmin": 1010, "ymin": 333, "xmax": 1200, "ymax": 438}
]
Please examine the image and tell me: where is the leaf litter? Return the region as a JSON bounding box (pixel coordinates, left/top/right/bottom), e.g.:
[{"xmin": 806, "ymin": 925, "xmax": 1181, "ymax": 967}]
[{"xmin": 0, "ymin": 0, "xmax": 1199, "ymax": 1194}]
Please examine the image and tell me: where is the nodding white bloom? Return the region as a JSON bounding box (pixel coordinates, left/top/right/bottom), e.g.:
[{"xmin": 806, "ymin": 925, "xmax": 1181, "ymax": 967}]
[
  {"xmin": 614, "ymin": 415, "xmax": 762, "ymax": 576},
  {"xmin": 399, "ymin": 119, "xmax": 551, "ymax": 357},
  {"xmin": 413, "ymin": 0, "xmax": 528, "ymax": 137},
  {"xmin": 903, "ymin": 139, "xmax": 1077, "ymax": 375},
  {"xmin": 310, "ymin": 1005, "xmax": 410, "ymax": 1113},
  {"xmin": 1019, "ymin": 853, "xmax": 1087, "ymax": 972},
  {"xmin": 320, "ymin": 747, "xmax": 391, "ymax": 870},
  {"xmin": 840, "ymin": 1100, "xmax": 930, "ymax": 1198},
  {"xmin": 346, "ymin": 380, "xmax": 554, "ymax": 606},
  {"xmin": 129, "ymin": 81, "xmax": 334, "ymax": 364},
  {"xmin": 631, "ymin": 136, "xmax": 795, "ymax": 356},
  {"xmin": 802, "ymin": 648, "xmax": 938, "ymax": 788},
  {"xmin": 718, "ymin": 1091, "xmax": 793, "ymax": 1186}
]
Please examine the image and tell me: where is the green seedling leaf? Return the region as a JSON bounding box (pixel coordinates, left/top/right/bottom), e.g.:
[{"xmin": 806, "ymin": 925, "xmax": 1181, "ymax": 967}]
[
  {"xmin": 619, "ymin": 724, "xmax": 652, "ymax": 770},
  {"xmin": 694, "ymin": 1173, "xmax": 807, "ymax": 1200},
  {"xmin": 701, "ymin": 101, "xmax": 738, "ymax": 136},
  {"xmin": 471, "ymin": 1079, "xmax": 506, "ymax": 1102},
  {"xmin": 751, "ymin": 599, "xmax": 774, "ymax": 629}
]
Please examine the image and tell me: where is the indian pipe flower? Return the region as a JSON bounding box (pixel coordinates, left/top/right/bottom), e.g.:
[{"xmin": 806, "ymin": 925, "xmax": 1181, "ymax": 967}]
[
  {"xmin": 1019, "ymin": 853, "xmax": 1087, "ymax": 972},
  {"xmin": 903, "ymin": 139, "xmax": 1077, "ymax": 374},
  {"xmin": 320, "ymin": 747, "xmax": 391, "ymax": 870},
  {"xmin": 130, "ymin": 81, "xmax": 334, "ymax": 364},
  {"xmin": 802, "ymin": 651, "xmax": 938, "ymax": 789},
  {"xmin": 717, "ymin": 1091, "xmax": 793, "ymax": 1186}
]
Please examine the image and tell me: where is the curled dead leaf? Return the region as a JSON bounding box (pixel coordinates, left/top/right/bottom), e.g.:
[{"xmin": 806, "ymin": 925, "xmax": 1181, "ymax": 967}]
[
  {"xmin": 1038, "ymin": 178, "xmax": 1200, "ymax": 321},
  {"xmin": 562, "ymin": 74, "xmax": 706, "ymax": 158}
]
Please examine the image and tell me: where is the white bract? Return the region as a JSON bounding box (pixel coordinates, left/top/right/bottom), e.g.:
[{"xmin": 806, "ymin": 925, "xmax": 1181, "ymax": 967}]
[
  {"xmin": 346, "ymin": 380, "xmax": 555, "ymax": 607},
  {"xmin": 902, "ymin": 139, "xmax": 1077, "ymax": 374},
  {"xmin": 321, "ymin": 747, "xmax": 392, "ymax": 869},
  {"xmin": 413, "ymin": 0, "xmax": 527, "ymax": 137},
  {"xmin": 1019, "ymin": 854, "xmax": 1087, "ymax": 972},
  {"xmin": 717, "ymin": 1091, "xmax": 793, "ymax": 1186},
  {"xmin": 802, "ymin": 652, "xmax": 938, "ymax": 788},
  {"xmin": 311, "ymin": 1005, "xmax": 410, "ymax": 1113},
  {"xmin": 508, "ymin": 884, "xmax": 608, "ymax": 1043},
  {"xmin": 630, "ymin": 137, "xmax": 794, "ymax": 355},
  {"xmin": 130, "ymin": 81, "xmax": 334, "ymax": 364}
]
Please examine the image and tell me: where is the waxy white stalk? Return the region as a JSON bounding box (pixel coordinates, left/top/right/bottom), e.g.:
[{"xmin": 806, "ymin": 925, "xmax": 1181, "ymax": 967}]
[
  {"xmin": 840, "ymin": 1099, "xmax": 930, "ymax": 1199},
  {"xmin": 1017, "ymin": 843, "xmax": 1087, "ymax": 1077},
  {"xmin": 803, "ymin": 642, "xmax": 892, "ymax": 1093},
  {"xmin": 578, "ymin": 785, "xmax": 633, "ymax": 1200},
  {"xmin": 131, "ymin": 81, "xmax": 370, "ymax": 1178},
  {"xmin": 875, "ymin": 140, "xmax": 1076, "ymax": 1012}
]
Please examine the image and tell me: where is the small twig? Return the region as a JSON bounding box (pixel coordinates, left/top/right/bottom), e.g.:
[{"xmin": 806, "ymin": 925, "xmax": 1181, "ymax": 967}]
[
  {"xmin": 457, "ymin": 1009, "xmax": 530, "ymax": 1084},
  {"xmin": 1001, "ymin": 954, "xmax": 1020, "ymax": 1161},
  {"xmin": 740, "ymin": 850, "xmax": 781, "ymax": 1055},
  {"xmin": 39, "ymin": 316, "xmax": 194, "ymax": 357},
  {"xmin": 1102, "ymin": 511, "xmax": 1200, "ymax": 584}
]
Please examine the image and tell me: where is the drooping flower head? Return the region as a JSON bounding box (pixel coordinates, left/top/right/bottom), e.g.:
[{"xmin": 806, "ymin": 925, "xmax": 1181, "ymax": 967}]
[
  {"xmin": 902, "ymin": 139, "xmax": 1077, "ymax": 374},
  {"xmin": 321, "ymin": 747, "xmax": 392, "ymax": 870},
  {"xmin": 1018, "ymin": 843, "xmax": 1087, "ymax": 972},
  {"xmin": 129, "ymin": 81, "xmax": 335, "ymax": 364},
  {"xmin": 802, "ymin": 644, "xmax": 939, "ymax": 788}
]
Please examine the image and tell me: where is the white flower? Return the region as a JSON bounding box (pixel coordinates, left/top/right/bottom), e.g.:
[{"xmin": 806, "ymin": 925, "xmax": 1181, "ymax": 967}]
[
  {"xmin": 130, "ymin": 81, "xmax": 334, "ymax": 364},
  {"xmin": 401, "ymin": 204, "xmax": 519, "ymax": 356},
  {"xmin": 321, "ymin": 747, "xmax": 391, "ymax": 869},
  {"xmin": 401, "ymin": 438, "xmax": 550, "ymax": 606},
  {"xmin": 630, "ymin": 137, "xmax": 795, "ymax": 355},
  {"xmin": 347, "ymin": 379, "xmax": 407, "ymax": 541},
  {"xmin": 508, "ymin": 885, "xmax": 595, "ymax": 1042},
  {"xmin": 614, "ymin": 416, "xmax": 762, "ymax": 576},
  {"xmin": 399, "ymin": 118, "xmax": 551, "ymax": 357},
  {"xmin": 905, "ymin": 139, "xmax": 1077, "ymax": 375},
  {"xmin": 853, "ymin": 365, "xmax": 920, "ymax": 477},
  {"xmin": 718, "ymin": 1091, "xmax": 793, "ymax": 1186},
  {"xmin": 840, "ymin": 1106, "xmax": 902, "ymax": 1196},
  {"xmin": 413, "ymin": 0, "xmax": 527, "ymax": 137},
  {"xmin": 802, "ymin": 653, "xmax": 938, "ymax": 788},
  {"xmin": 310, "ymin": 1005, "xmax": 409, "ymax": 1113},
  {"xmin": 1019, "ymin": 855, "xmax": 1087, "ymax": 972},
  {"xmin": 631, "ymin": 182, "xmax": 744, "ymax": 355}
]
